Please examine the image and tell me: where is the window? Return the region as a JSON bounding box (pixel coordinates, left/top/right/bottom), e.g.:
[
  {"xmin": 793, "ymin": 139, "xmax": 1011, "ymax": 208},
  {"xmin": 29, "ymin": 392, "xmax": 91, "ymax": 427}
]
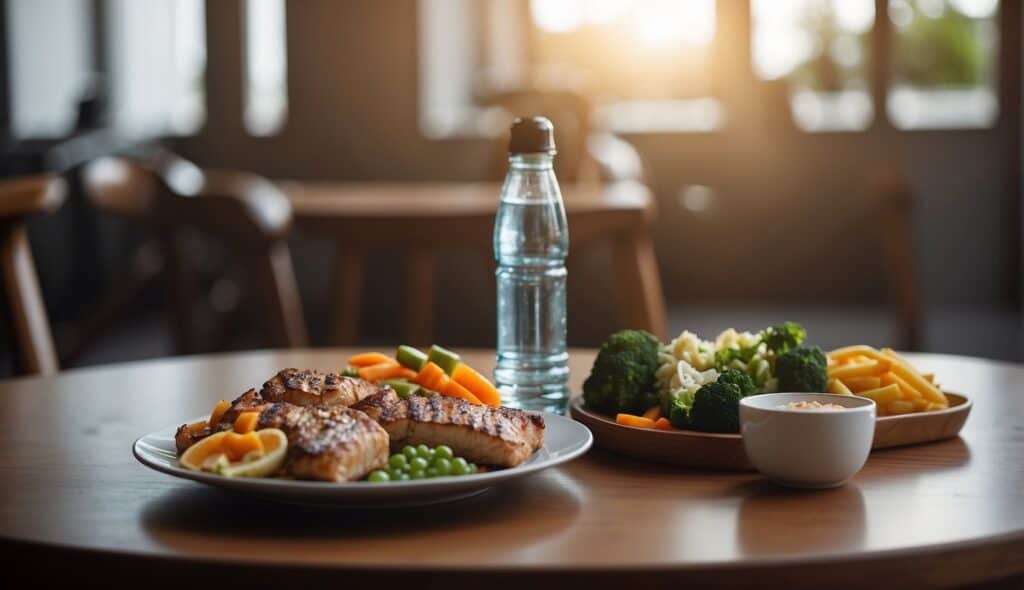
[
  {"xmin": 5, "ymin": 0, "xmax": 92, "ymax": 138},
  {"xmin": 418, "ymin": 0, "xmax": 723, "ymax": 138},
  {"xmin": 106, "ymin": 0, "xmax": 206, "ymax": 137},
  {"xmin": 751, "ymin": 0, "xmax": 875, "ymax": 132},
  {"xmin": 244, "ymin": 0, "xmax": 288, "ymax": 136},
  {"xmin": 887, "ymin": 0, "xmax": 999, "ymax": 129}
]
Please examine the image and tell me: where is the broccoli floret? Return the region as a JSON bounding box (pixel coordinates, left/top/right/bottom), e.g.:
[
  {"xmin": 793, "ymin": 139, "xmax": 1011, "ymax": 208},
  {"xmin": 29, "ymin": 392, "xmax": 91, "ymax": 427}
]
[
  {"xmin": 668, "ymin": 390, "xmax": 697, "ymax": 429},
  {"xmin": 775, "ymin": 346, "xmax": 828, "ymax": 392},
  {"xmin": 688, "ymin": 368, "xmax": 753, "ymax": 433},
  {"xmin": 714, "ymin": 345, "xmax": 758, "ymax": 371},
  {"xmin": 761, "ymin": 321, "xmax": 807, "ymax": 355},
  {"xmin": 583, "ymin": 329, "xmax": 661, "ymax": 415},
  {"xmin": 715, "ymin": 367, "xmax": 756, "ymax": 397}
]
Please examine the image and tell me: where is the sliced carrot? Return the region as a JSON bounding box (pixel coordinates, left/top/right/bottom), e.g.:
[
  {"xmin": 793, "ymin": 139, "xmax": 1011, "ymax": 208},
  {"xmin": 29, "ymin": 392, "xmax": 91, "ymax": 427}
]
[
  {"xmin": 653, "ymin": 417, "xmax": 673, "ymax": 431},
  {"xmin": 358, "ymin": 362, "xmax": 417, "ymax": 383},
  {"xmin": 415, "ymin": 361, "xmax": 450, "ymax": 391},
  {"xmin": 615, "ymin": 413, "xmax": 657, "ymax": 428},
  {"xmin": 348, "ymin": 352, "xmax": 396, "ymax": 367},
  {"xmin": 233, "ymin": 411, "xmax": 260, "ymax": 434},
  {"xmin": 451, "ymin": 364, "xmax": 501, "ymax": 407},
  {"xmin": 642, "ymin": 405, "xmax": 662, "ymax": 421},
  {"xmin": 221, "ymin": 431, "xmax": 264, "ymax": 461},
  {"xmin": 441, "ymin": 379, "xmax": 483, "ymax": 404},
  {"xmin": 208, "ymin": 400, "xmax": 230, "ymax": 428}
]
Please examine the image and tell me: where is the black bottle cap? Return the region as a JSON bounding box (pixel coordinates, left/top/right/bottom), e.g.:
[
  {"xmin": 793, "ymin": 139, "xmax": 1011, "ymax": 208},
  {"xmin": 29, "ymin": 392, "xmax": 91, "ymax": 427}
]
[{"xmin": 508, "ymin": 116, "xmax": 556, "ymax": 154}]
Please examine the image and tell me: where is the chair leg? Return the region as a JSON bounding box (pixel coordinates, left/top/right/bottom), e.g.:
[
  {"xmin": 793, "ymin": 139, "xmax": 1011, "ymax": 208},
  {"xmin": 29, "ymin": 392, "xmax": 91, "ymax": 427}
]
[
  {"xmin": 1, "ymin": 223, "xmax": 58, "ymax": 375},
  {"xmin": 161, "ymin": 229, "xmax": 198, "ymax": 355},
  {"xmin": 247, "ymin": 241, "xmax": 308, "ymax": 348},
  {"xmin": 59, "ymin": 240, "xmax": 165, "ymax": 366},
  {"xmin": 612, "ymin": 231, "xmax": 668, "ymax": 341},
  {"xmin": 330, "ymin": 246, "xmax": 365, "ymax": 345},
  {"xmin": 404, "ymin": 248, "xmax": 435, "ymax": 346}
]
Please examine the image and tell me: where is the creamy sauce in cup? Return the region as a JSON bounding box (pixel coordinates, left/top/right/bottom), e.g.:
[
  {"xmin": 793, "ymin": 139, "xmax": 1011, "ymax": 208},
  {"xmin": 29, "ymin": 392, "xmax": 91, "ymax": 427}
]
[{"xmin": 778, "ymin": 400, "xmax": 846, "ymax": 411}]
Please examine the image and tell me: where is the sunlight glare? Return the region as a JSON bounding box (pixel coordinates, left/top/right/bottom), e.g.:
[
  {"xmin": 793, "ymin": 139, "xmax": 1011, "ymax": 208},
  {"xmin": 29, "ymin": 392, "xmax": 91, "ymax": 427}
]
[
  {"xmin": 949, "ymin": 0, "xmax": 999, "ymax": 19},
  {"xmin": 530, "ymin": 0, "xmax": 586, "ymax": 33},
  {"xmin": 631, "ymin": 0, "xmax": 715, "ymax": 46}
]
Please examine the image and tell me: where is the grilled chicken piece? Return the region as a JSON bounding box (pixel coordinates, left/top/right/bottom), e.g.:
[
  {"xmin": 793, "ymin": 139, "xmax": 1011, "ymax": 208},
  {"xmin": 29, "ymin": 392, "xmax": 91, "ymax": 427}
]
[
  {"xmin": 258, "ymin": 402, "xmax": 389, "ymax": 481},
  {"xmin": 353, "ymin": 389, "xmax": 545, "ymax": 467},
  {"xmin": 175, "ymin": 389, "xmax": 273, "ymax": 454},
  {"xmin": 260, "ymin": 368, "xmax": 384, "ymax": 407}
]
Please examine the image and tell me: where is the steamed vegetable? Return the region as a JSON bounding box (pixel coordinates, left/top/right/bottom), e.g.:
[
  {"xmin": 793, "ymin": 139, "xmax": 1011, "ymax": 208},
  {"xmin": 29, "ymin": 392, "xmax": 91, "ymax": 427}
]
[
  {"xmin": 451, "ymin": 364, "xmax": 502, "ymax": 407},
  {"xmin": 775, "ymin": 346, "xmax": 828, "ymax": 392},
  {"xmin": 583, "ymin": 329, "xmax": 661, "ymax": 415},
  {"xmin": 396, "ymin": 345, "xmax": 428, "ymax": 371},
  {"xmin": 367, "ymin": 444, "xmax": 477, "ymax": 482},
  {"xmin": 357, "ymin": 362, "xmax": 417, "ymax": 383},
  {"xmin": 347, "ymin": 352, "xmax": 395, "ymax": 367},
  {"xmin": 427, "ymin": 344, "xmax": 461, "ymax": 375},
  {"xmin": 761, "ymin": 321, "xmax": 807, "ymax": 355},
  {"xmin": 688, "ymin": 368, "xmax": 755, "ymax": 433}
]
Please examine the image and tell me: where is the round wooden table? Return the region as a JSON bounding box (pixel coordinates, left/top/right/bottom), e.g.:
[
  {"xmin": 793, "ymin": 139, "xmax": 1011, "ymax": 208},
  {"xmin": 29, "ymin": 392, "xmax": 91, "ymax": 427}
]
[{"xmin": 2, "ymin": 349, "xmax": 1023, "ymax": 589}]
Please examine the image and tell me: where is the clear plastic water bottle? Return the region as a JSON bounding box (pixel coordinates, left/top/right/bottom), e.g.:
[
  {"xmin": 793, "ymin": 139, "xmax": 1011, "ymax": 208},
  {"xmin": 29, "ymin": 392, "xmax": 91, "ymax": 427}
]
[{"xmin": 493, "ymin": 117, "xmax": 569, "ymax": 413}]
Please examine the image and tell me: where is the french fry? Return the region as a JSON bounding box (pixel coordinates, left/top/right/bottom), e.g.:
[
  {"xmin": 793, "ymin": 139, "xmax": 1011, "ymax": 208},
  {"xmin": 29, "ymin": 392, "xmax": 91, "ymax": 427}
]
[
  {"xmin": 858, "ymin": 383, "xmax": 902, "ymax": 405},
  {"xmin": 829, "ymin": 359, "xmax": 889, "ymax": 380},
  {"xmin": 888, "ymin": 400, "xmax": 916, "ymax": 414},
  {"xmin": 844, "ymin": 376, "xmax": 882, "ymax": 393},
  {"xmin": 890, "ymin": 363, "xmax": 946, "ymax": 405},
  {"xmin": 922, "ymin": 373, "xmax": 935, "ymax": 383},
  {"xmin": 828, "ymin": 378, "xmax": 853, "ymax": 395},
  {"xmin": 880, "ymin": 371, "xmax": 923, "ymax": 399},
  {"xmin": 926, "ymin": 402, "xmax": 948, "ymax": 411},
  {"xmin": 911, "ymin": 398, "xmax": 929, "ymax": 411},
  {"xmin": 828, "ymin": 345, "xmax": 890, "ymax": 362}
]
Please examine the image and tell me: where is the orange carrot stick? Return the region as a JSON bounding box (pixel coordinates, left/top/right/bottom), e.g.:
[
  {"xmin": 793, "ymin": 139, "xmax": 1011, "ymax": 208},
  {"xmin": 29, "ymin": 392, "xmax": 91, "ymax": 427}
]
[
  {"xmin": 615, "ymin": 413, "xmax": 657, "ymax": 428},
  {"xmin": 451, "ymin": 364, "xmax": 501, "ymax": 407},
  {"xmin": 415, "ymin": 361, "xmax": 449, "ymax": 391},
  {"xmin": 642, "ymin": 405, "xmax": 662, "ymax": 421},
  {"xmin": 441, "ymin": 379, "xmax": 483, "ymax": 405},
  {"xmin": 653, "ymin": 417, "xmax": 673, "ymax": 431},
  {"xmin": 358, "ymin": 362, "xmax": 417, "ymax": 383},
  {"xmin": 348, "ymin": 352, "xmax": 396, "ymax": 367}
]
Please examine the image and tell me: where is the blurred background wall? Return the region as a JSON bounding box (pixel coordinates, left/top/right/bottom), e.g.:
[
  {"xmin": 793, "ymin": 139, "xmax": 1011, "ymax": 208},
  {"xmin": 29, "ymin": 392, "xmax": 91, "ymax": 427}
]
[{"xmin": 0, "ymin": 0, "xmax": 1020, "ymax": 374}]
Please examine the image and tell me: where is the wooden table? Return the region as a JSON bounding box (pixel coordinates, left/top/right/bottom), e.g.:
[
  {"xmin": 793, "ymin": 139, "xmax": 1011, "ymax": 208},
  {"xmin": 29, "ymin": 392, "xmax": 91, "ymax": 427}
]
[
  {"xmin": 2, "ymin": 349, "xmax": 1023, "ymax": 589},
  {"xmin": 285, "ymin": 181, "xmax": 667, "ymax": 344}
]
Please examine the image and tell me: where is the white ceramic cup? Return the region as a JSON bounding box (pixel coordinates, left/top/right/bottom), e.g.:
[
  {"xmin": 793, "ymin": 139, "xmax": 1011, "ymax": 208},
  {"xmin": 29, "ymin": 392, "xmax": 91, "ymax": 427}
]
[{"xmin": 739, "ymin": 393, "xmax": 876, "ymax": 489}]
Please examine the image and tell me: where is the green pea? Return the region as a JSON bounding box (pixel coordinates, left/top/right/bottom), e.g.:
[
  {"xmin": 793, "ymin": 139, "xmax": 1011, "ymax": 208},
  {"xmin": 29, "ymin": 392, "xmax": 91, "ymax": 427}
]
[
  {"xmin": 410, "ymin": 457, "xmax": 429, "ymax": 471},
  {"xmin": 389, "ymin": 454, "xmax": 408, "ymax": 470},
  {"xmin": 434, "ymin": 445, "xmax": 454, "ymax": 460},
  {"xmin": 416, "ymin": 444, "xmax": 433, "ymax": 459},
  {"xmin": 451, "ymin": 457, "xmax": 470, "ymax": 476},
  {"xmin": 426, "ymin": 467, "xmax": 439, "ymax": 478},
  {"xmin": 469, "ymin": 463, "xmax": 478, "ymax": 474},
  {"xmin": 402, "ymin": 446, "xmax": 418, "ymax": 460},
  {"xmin": 433, "ymin": 457, "xmax": 452, "ymax": 476},
  {"xmin": 409, "ymin": 468, "xmax": 425, "ymax": 480},
  {"xmin": 368, "ymin": 470, "xmax": 390, "ymax": 483},
  {"xmin": 398, "ymin": 473, "xmax": 410, "ymax": 481},
  {"xmin": 388, "ymin": 468, "xmax": 404, "ymax": 480}
]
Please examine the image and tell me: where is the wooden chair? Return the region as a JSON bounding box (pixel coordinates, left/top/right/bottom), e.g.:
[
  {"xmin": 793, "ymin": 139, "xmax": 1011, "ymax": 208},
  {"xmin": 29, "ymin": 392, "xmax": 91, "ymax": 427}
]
[
  {"xmin": 0, "ymin": 176, "xmax": 66, "ymax": 375},
  {"xmin": 870, "ymin": 169, "xmax": 924, "ymax": 351},
  {"xmin": 80, "ymin": 154, "xmax": 308, "ymax": 353}
]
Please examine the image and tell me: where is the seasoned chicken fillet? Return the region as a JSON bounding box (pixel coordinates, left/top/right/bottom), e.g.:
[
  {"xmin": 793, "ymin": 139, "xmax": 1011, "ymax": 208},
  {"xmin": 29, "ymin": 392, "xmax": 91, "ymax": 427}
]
[
  {"xmin": 257, "ymin": 402, "xmax": 389, "ymax": 481},
  {"xmin": 176, "ymin": 389, "xmax": 389, "ymax": 481},
  {"xmin": 354, "ymin": 389, "xmax": 545, "ymax": 467},
  {"xmin": 260, "ymin": 368, "xmax": 384, "ymax": 407}
]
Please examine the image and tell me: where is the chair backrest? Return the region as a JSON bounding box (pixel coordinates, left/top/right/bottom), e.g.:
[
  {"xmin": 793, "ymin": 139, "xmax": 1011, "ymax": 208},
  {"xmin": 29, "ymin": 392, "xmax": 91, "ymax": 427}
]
[
  {"xmin": 82, "ymin": 154, "xmax": 307, "ymax": 348},
  {"xmin": 0, "ymin": 175, "xmax": 66, "ymax": 375}
]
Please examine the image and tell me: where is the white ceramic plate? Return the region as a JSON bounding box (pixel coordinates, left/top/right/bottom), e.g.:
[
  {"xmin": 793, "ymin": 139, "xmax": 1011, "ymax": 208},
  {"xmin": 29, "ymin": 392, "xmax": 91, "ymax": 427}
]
[{"xmin": 134, "ymin": 412, "xmax": 592, "ymax": 507}]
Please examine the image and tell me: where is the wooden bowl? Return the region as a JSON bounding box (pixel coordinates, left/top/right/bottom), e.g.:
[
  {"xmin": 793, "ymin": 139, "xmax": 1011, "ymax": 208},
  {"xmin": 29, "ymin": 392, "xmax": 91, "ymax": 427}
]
[{"xmin": 568, "ymin": 392, "xmax": 971, "ymax": 471}]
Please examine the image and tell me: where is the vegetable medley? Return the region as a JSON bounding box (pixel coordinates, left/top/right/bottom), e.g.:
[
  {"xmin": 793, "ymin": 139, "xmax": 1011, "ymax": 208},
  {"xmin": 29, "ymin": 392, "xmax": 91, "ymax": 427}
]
[{"xmin": 584, "ymin": 323, "xmax": 831, "ymax": 434}]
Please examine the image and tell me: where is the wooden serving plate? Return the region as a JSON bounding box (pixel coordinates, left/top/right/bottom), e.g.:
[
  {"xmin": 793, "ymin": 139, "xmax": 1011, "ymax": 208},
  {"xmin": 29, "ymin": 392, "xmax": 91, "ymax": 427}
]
[{"xmin": 568, "ymin": 392, "xmax": 972, "ymax": 471}]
